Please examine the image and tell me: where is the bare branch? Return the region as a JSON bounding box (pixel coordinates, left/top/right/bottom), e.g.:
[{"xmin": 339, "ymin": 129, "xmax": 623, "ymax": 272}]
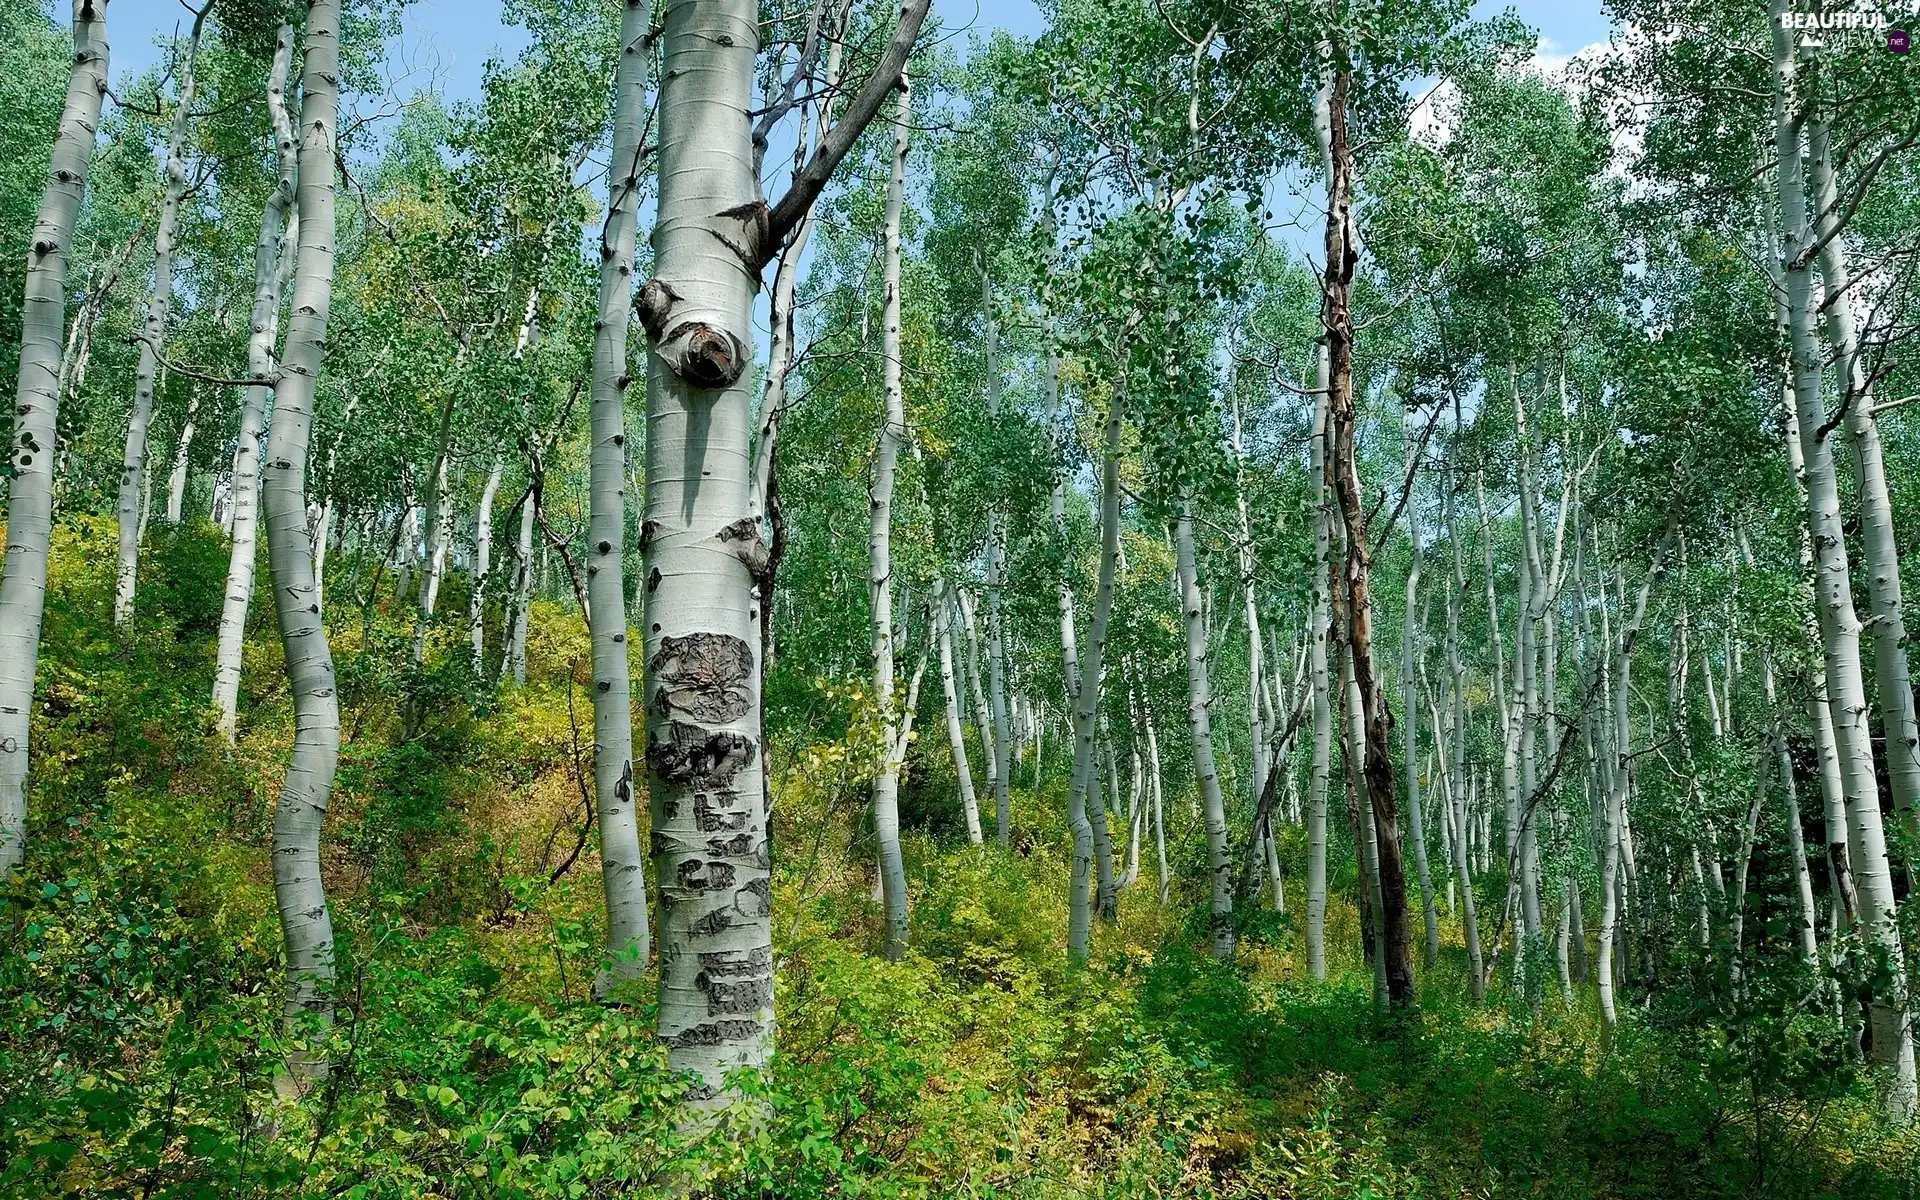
[{"xmin": 762, "ymin": 0, "xmax": 933, "ymax": 267}]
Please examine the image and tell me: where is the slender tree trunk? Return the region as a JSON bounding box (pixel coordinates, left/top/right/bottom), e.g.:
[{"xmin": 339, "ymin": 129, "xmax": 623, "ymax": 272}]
[
  {"xmin": 468, "ymin": 457, "xmax": 503, "ymax": 673},
  {"xmin": 1443, "ymin": 477, "xmax": 1482, "ymax": 994},
  {"xmin": 408, "ymin": 409, "xmax": 457, "ymax": 671},
  {"xmin": 1232, "ymin": 399, "xmax": 1267, "ymax": 816},
  {"xmin": 1808, "ymin": 120, "xmax": 1920, "ymax": 844},
  {"xmin": 1322, "ymin": 66, "xmax": 1412, "ymax": 1008},
  {"xmin": 865, "ymin": 81, "xmax": 913, "ymax": 961},
  {"xmin": 585, "ymin": 0, "xmax": 653, "ymax": 997},
  {"xmin": 1124, "ymin": 722, "xmax": 1144, "ymax": 887},
  {"xmin": 264, "ymin": 0, "xmax": 343, "ymax": 1081},
  {"xmin": 982, "ymin": 297, "xmax": 1014, "ymax": 848},
  {"xmin": 1065, "ymin": 352, "xmax": 1128, "ymax": 957},
  {"xmin": 309, "ymin": 389, "xmax": 349, "ymax": 613},
  {"xmin": 163, "ymin": 387, "xmax": 198, "ymax": 524},
  {"xmin": 1305, "ymin": 345, "xmax": 1333, "ymax": 980},
  {"xmin": 0, "ymin": 0, "xmax": 109, "ymax": 877},
  {"xmin": 115, "ymin": 7, "xmax": 206, "ymax": 627},
  {"xmin": 957, "ymin": 590, "xmax": 1001, "ymax": 835},
  {"xmin": 1599, "ymin": 523, "xmax": 1674, "ymax": 1037},
  {"xmin": 1773, "ymin": 12, "xmax": 1915, "ymax": 1113},
  {"xmin": 211, "ymin": 32, "xmax": 297, "ymax": 741},
  {"xmin": 1401, "ymin": 442, "xmax": 1437, "ymax": 967},
  {"xmin": 502, "ymin": 479, "xmax": 535, "ymax": 685},
  {"xmin": 1176, "ymin": 504, "xmax": 1234, "ymax": 959},
  {"xmin": 936, "ymin": 580, "xmax": 982, "ymax": 843}
]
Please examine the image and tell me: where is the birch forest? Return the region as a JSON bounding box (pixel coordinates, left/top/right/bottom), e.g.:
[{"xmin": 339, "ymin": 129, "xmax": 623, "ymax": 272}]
[{"xmin": 6, "ymin": 0, "xmax": 1920, "ymax": 1195}]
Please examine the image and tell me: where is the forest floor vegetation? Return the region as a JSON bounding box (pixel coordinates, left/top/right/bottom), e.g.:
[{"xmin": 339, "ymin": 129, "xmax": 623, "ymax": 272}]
[{"xmin": 2, "ymin": 523, "xmax": 1915, "ymax": 1198}]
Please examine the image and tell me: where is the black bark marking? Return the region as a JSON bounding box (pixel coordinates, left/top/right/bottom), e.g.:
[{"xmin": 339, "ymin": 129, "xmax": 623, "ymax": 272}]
[
  {"xmin": 694, "ymin": 790, "xmax": 747, "ymax": 833},
  {"xmin": 648, "ymin": 722, "xmax": 755, "ymax": 789},
  {"xmin": 693, "ymin": 946, "xmax": 772, "ymax": 1015},
  {"xmin": 688, "ymin": 906, "xmax": 733, "ymax": 936},
  {"xmin": 636, "ymin": 278, "xmax": 679, "ymax": 341},
  {"xmin": 663, "ymin": 322, "xmax": 747, "ymax": 389},
  {"xmin": 676, "ymin": 857, "xmax": 736, "ymax": 891},
  {"xmin": 663, "ymin": 1017, "xmax": 762, "ymax": 1048},
  {"xmin": 648, "ymin": 633, "xmax": 753, "ymax": 723},
  {"xmin": 718, "ymin": 516, "xmax": 769, "ymax": 577},
  {"xmin": 704, "ymin": 832, "xmax": 752, "ymax": 857},
  {"xmin": 735, "ymin": 876, "xmax": 771, "ymax": 917}
]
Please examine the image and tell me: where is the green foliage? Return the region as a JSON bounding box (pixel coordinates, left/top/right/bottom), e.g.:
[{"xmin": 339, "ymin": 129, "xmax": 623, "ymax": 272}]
[{"xmin": 3, "ymin": 535, "xmax": 1918, "ymax": 1199}]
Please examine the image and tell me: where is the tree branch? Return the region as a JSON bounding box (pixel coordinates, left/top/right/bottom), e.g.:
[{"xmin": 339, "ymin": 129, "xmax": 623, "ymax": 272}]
[{"xmin": 761, "ymin": 0, "xmax": 932, "ymax": 267}]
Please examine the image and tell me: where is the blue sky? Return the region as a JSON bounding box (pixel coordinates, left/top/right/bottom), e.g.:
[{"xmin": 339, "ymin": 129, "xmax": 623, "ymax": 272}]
[{"xmin": 108, "ymin": 0, "xmax": 1614, "ymax": 108}]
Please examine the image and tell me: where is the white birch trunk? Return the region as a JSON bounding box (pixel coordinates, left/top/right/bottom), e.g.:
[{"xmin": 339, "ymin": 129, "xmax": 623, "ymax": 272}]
[
  {"xmin": 638, "ymin": 0, "xmax": 773, "ymax": 1096},
  {"xmin": 982, "ymin": 272, "xmax": 1014, "ymax": 846},
  {"xmin": 1065, "ymin": 357, "xmax": 1127, "ymax": 957},
  {"xmin": 1401, "ymin": 448, "xmax": 1437, "ymax": 966},
  {"xmin": 1232, "ymin": 399, "xmax": 1267, "ymax": 810},
  {"xmin": 0, "ymin": 0, "xmax": 109, "ymax": 877},
  {"xmin": 468, "ymin": 458, "xmax": 503, "ymax": 673},
  {"xmin": 114, "ymin": 11, "xmax": 205, "ymax": 627},
  {"xmin": 211, "ymin": 28, "xmax": 297, "ymax": 742},
  {"xmin": 956, "ymin": 589, "xmax": 1001, "ymax": 833},
  {"xmin": 264, "ymin": 0, "xmax": 343, "ymax": 1080},
  {"xmin": 163, "ymin": 388, "xmax": 197, "ymax": 524},
  {"xmin": 308, "ymin": 387, "xmax": 347, "ymax": 613},
  {"xmin": 935, "ymin": 580, "xmax": 982, "ymax": 843},
  {"xmin": 864, "ymin": 82, "xmax": 913, "ymax": 961},
  {"xmin": 1177, "ymin": 505, "xmax": 1234, "ymax": 959},
  {"xmin": 585, "ymin": 0, "xmax": 653, "ymax": 997},
  {"xmin": 640, "ymin": 0, "xmax": 923, "ymax": 1095},
  {"xmin": 1808, "ymin": 120, "xmax": 1920, "ymax": 844},
  {"xmin": 408, "ymin": 433, "xmax": 454, "ymax": 670},
  {"xmin": 1305, "ymin": 344, "xmax": 1333, "ymax": 980},
  {"xmin": 1773, "ymin": 11, "xmax": 1915, "ymax": 1111},
  {"xmin": 504, "ymin": 488, "xmax": 534, "ymax": 685}
]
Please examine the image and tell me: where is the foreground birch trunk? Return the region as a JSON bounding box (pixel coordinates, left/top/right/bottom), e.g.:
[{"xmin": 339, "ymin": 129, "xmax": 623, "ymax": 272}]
[
  {"xmin": 212, "ymin": 29, "xmax": 298, "ymax": 742},
  {"xmin": 1772, "ymin": 10, "xmax": 1916, "ymax": 1112},
  {"xmin": 867, "ymin": 82, "xmax": 913, "ymax": 960},
  {"xmin": 0, "ymin": 0, "xmax": 109, "ymax": 878},
  {"xmin": 640, "ymin": 0, "xmax": 926, "ymax": 1098},
  {"xmin": 114, "ymin": 6, "xmax": 206, "ymax": 627},
  {"xmin": 1176, "ymin": 504, "xmax": 1234, "ymax": 959},
  {"xmin": 264, "ymin": 0, "xmax": 344, "ymax": 1080},
  {"xmin": 586, "ymin": 0, "xmax": 652, "ymax": 996},
  {"xmin": 1807, "ymin": 120, "xmax": 1920, "ymax": 844},
  {"xmin": 1305, "ymin": 53, "xmax": 1338, "ymax": 983}
]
